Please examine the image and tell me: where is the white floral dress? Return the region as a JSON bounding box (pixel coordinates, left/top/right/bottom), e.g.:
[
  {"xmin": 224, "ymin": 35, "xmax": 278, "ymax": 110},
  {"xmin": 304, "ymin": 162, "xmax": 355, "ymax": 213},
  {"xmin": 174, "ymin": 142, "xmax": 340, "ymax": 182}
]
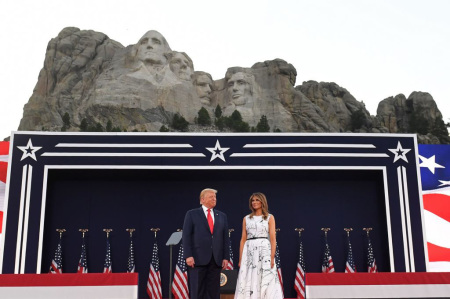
[{"xmin": 235, "ymin": 214, "xmax": 283, "ymax": 299}]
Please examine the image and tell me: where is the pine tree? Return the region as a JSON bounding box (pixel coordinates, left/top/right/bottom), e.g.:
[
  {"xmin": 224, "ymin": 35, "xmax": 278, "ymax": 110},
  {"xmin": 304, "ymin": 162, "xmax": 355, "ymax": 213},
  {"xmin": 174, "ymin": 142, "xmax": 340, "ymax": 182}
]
[
  {"xmin": 106, "ymin": 120, "xmax": 113, "ymax": 132},
  {"xmin": 214, "ymin": 105, "xmax": 222, "ymax": 118},
  {"xmin": 62, "ymin": 113, "xmax": 70, "ymax": 128},
  {"xmin": 159, "ymin": 125, "xmax": 170, "ymax": 132},
  {"xmin": 197, "ymin": 107, "xmax": 211, "ymax": 126},
  {"xmin": 256, "ymin": 115, "xmax": 270, "ymax": 132},
  {"xmin": 172, "ymin": 114, "xmax": 189, "ymax": 132},
  {"xmin": 80, "ymin": 119, "xmax": 88, "ymax": 132}
]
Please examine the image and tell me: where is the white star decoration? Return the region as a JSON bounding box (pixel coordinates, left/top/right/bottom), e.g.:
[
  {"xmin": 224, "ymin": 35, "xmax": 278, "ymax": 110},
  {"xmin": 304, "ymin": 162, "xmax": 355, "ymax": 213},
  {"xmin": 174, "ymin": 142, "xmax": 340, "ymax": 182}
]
[
  {"xmin": 206, "ymin": 140, "xmax": 229, "ymax": 162},
  {"xmin": 17, "ymin": 138, "xmax": 42, "ymax": 161},
  {"xmin": 439, "ymin": 180, "xmax": 450, "ymax": 187},
  {"xmin": 419, "ymin": 154, "xmax": 445, "ymax": 174},
  {"xmin": 388, "ymin": 141, "xmax": 411, "ymax": 163}
]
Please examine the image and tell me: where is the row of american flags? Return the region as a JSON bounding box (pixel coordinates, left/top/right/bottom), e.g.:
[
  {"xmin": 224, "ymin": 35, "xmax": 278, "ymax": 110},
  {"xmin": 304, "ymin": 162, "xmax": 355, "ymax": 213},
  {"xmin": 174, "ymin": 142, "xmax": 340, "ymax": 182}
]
[
  {"xmin": 292, "ymin": 233, "xmax": 377, "ymax": 299},
  {"xmin": 48, "ymin": 227, "xmax": 377, "ymax": 299},
  {"xmin": 48, "ymin": 233, "xmax": 187, "ymax": 299}
]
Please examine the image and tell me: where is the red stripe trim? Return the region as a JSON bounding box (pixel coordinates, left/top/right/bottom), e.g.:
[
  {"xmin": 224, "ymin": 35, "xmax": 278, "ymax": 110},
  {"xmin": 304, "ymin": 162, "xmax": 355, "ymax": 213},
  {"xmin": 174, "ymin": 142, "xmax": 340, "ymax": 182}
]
[
  {"xmin": 428, "ymin": 242, "xmax": 450, "ymax": 262},
  {"xmin": 174, "ymin": 270, "xmax": 188, "ymax": 290},
  {"xmin": 0, "ymin": 273, "xmax": 138, "ymax": 287},
  {"xmin": 147, "ymin": 268, "xmax": 162, "ymax": 299},
  {"xmin": 306, "ymin": 272, "xmax": 450, "ymax": 285},
  {"xmin": 423, "ymin": 193, "xmax": 450, "ymax": 221},
  {"xmin": 0, "ymin": 162, "xmax": 7, "ymax": 183},
  {"xmin": 0, "ymin": 142, "xmax": 9, "ymax": 155}
]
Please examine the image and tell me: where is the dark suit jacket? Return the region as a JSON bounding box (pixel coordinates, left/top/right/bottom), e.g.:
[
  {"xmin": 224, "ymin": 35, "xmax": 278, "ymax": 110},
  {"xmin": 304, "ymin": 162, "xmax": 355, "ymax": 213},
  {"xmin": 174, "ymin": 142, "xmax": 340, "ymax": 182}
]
[{"xmin": 182, "ymin": 207, "xmax": 230, "ymax": 266}]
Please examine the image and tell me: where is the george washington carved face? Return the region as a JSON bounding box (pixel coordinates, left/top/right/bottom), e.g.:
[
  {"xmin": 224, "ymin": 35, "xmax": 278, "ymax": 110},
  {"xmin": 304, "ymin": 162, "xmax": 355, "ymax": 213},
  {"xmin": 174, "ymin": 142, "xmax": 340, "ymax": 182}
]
[{"xmin": 134, "ymin": 30, "xmax": 171, "ymax": 66}]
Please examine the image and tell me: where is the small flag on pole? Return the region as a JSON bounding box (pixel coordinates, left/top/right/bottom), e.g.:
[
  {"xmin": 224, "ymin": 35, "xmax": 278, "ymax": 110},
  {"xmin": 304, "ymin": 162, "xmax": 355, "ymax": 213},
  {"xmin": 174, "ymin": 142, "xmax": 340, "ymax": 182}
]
[
  {"xmin": 147, "ymin": 228, "xmax": 162, "ymax": 299},
  {"xmin": 345, "ymin": 228, "xmax": 356, "ymax": 273},
  {"xmin": 172, "ymin": 243, "xmax": 189, "ymax": 299},
  {"xmin": 275, "ymin": 240, "xmax": 284, "ymax": 297},
  {"xmin": 49, "ymin": 229, "xmax": 65, "ymax": 274},
  {"xmin": 321, "ymin": 228, "xmax": 335, "ymax": 273},
  {"xmin": 226, "ymin": 229, "xmax": 234, "ymax": 270},
  {"xmin": 103, "ymin": 229, "xmax": 112, "ymax": 273},
  {"xmin": 77, "ymin": 229, "xmax": 88, "ymax": 274},
  {"xmin": 364, "ymin": 228, "xmax": 378, "ymax": 273},
  {"xmin": 294, "ymin": 228, "xmax": 305, "ymax": 299},
  {"xmin": 127, "ymin": 229, "xmax": 136, "ymax": 273}
]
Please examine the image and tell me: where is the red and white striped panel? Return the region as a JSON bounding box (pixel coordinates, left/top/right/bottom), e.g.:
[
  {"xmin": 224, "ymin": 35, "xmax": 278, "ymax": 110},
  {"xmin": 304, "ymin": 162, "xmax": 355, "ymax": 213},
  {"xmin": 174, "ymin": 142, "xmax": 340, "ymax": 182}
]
[
  {"xmin": 0, "ymin": 273, "xmax": 138, "ymax": 299},
  {"xmin": 306, "ymin": 272, "xmax": 450, "ymax": 298}
]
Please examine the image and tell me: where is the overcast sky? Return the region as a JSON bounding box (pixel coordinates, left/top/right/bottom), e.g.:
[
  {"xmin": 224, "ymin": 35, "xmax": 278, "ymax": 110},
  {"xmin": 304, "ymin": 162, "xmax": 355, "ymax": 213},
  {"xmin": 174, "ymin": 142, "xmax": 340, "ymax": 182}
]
[{"xmin": 1, "ymin": 0, "xmax": 449, "ymax": 139}]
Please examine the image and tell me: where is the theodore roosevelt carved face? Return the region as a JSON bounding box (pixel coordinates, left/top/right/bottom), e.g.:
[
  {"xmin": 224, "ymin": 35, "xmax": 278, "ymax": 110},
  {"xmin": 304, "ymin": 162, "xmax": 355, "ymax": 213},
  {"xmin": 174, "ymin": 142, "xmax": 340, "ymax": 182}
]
[{"xmin": 194, "ymin": 72, "xmax": 214, "ymax": 105}]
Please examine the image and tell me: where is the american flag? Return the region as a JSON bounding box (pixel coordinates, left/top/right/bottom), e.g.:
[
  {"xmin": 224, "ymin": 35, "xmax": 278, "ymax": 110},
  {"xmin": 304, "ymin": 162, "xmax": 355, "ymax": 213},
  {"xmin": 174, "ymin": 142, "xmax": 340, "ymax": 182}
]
[
  {"xmin": 367, "ymin": 234, "xmax": 377, "ymax": 273},
  {"xmin": 0, "ymin": 141, "xmax": 9, "ymax": 235},
  {"xmin": 172, "ymin": 244, "xmax": 189, "ymax": 299},
  {"xmin": 127, "ymin": 235, "xmax": 135, "ymax": 273},
  {"xmin": 147, "ymin": 241, "xmax": 162, "ymax": 299},
  {"xmin": 103, "ymin": 235, "xmax": 112, "ymax": 273},
  {"xmin": 49, "ymin": 239, "xmax": 63, "ymax": 274},
  {"xmin": 322, "ymin": 237, "xmax": 335, "ymax": 273},
  {"xmin": 419, "ymin": 144, "xmax": 450, "ymax": 272},
  {"xmin": 294, "ymin": 236, "xmax": 306, "ymax": 299},
  {"xmin": 77, "ymin": 238, "xmax": 88, "ymax": 273},
  {"xmin": 275, "ymin": 241, "xmax": 284, "ymax": 296},
  {"xmin": 345, "ymin": 235, "xmax": 356, "ymax": 273},
  {"xmin": 226, "ymin": 239, "xmax": 234, "ymax": 270}
]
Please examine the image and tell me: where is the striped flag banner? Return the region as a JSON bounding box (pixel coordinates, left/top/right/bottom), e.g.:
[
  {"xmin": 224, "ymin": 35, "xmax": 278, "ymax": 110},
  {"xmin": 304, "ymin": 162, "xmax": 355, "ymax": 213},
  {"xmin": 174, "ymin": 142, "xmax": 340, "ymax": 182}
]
[
  {"xmin": 294, "ymin": 235, "xmax": 306, "ymax": 299},
  {"xmin": 172, "ymin": 244, "xmax": 189, "ymax": 299},
  {"xmin": 306, "ymin": 272, "xmax": 450, "ymax": 298},
  {"xmin": 147, "ymin": 241, "xmax": 162, "ymax": 299},
  {"xmin": 275, "ymin": 241, "xmax": 284, "ymax": 296},
  {"xmin": 226, "ymin": 239, "xmax": 234, "ymax": 270},
  {"xmin": 0, "ymin": 273, "xmax": 138, "ymax": 298},
  {"xmin": 419, "ymin": 144, "xmax": 450, "ymax": 272},
  {"xmin": 0, "ymin": 141, "xmax": 10, "ymax": 235}
]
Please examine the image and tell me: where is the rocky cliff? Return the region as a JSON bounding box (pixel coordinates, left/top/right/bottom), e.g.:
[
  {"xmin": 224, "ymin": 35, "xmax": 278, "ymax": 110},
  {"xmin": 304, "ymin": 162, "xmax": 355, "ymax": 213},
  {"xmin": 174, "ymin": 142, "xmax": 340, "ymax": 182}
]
[{"xmin": 19, "ymin": 27, "xmax": 449, "ymax": 144}]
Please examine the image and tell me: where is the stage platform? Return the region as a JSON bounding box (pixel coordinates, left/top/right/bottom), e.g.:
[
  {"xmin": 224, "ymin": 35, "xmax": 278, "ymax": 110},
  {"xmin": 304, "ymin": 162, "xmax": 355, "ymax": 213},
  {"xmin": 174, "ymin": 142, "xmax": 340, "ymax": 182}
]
[
  {"xmin": 307, "ymin": 272, "xmax": 450, "ymax": 298},
  {"xmin": 0, "ymin": 273, "xmax": 138, "ymax": 298}
]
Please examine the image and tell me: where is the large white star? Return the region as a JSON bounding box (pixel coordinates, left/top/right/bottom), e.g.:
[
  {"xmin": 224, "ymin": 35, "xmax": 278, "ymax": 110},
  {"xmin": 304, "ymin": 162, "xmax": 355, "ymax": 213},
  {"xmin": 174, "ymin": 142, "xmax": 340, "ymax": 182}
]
[
  {"xmin": 388, "ymin": 141, "xmax": 411, "ymax": 163},
  {"xmin": 419, "ymin": 154, "xmax": 445, "ymax": 174},
  {"xmin": 17, "ymin": 138, "xmax": 42, "ymax": 161},
  {"xmin": 439, "ymin": 180, "xmax": 450, "ymax": 187},
  {"xmin": 206, "ymin": 140, "xmax": 229, "ymax": 162}
]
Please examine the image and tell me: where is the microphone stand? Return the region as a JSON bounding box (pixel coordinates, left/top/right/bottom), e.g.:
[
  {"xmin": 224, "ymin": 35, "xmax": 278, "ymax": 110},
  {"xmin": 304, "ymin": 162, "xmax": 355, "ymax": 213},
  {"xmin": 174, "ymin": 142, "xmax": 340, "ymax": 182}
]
[{"xmin": 166, "ymin": 230, "xmax": 183, "ymax": 299}]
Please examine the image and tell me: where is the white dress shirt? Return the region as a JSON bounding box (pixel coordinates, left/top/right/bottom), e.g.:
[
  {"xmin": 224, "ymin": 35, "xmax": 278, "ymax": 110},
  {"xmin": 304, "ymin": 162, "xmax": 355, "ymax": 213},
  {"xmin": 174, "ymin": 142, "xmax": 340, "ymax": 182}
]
[{"xmin": 202, "ymin": 205, "xmax": 215, "ymax": 224}]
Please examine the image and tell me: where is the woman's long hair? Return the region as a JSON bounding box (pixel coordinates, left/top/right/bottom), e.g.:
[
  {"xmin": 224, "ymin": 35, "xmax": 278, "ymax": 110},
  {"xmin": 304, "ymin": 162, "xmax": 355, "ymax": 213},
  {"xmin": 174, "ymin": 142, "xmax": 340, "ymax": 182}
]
[{"xmin": 249, "ymin": 192, "xmax": 269, "ymax": 220}]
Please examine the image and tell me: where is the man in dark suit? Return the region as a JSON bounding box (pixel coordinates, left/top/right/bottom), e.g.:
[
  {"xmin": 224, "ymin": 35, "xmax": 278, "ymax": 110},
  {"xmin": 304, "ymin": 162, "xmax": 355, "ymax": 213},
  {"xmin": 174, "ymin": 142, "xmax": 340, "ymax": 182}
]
[{"xmin": 182, "ymin": 188, "xmax": 230, "ymax": 299}]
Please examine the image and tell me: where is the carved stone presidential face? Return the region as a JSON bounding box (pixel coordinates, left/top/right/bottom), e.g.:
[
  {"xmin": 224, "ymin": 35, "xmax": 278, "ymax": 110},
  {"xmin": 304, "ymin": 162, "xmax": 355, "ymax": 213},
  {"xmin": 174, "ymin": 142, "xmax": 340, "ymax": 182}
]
[
  {"xmin": 135, "ymin": 30, "xmax": 170, "ymax": 66},
  {"xmin": 170, "ymin": 52, "xmax": 194, "ymax": 81},
  {"xmin": 194, "ymin": 73, "xmax": 213, "ymax": 104},
  {"xmin": 226, "ymin": 72, "xmax": 253, "ymax": 106}
]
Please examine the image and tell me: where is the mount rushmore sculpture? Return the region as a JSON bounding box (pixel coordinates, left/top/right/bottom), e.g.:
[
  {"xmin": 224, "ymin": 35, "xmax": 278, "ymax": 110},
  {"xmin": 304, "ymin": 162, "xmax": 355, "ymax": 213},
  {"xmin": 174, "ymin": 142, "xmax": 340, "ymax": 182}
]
[{"xmin": 18, "ymin": 27, "xmax": 448, "ymax": 143}]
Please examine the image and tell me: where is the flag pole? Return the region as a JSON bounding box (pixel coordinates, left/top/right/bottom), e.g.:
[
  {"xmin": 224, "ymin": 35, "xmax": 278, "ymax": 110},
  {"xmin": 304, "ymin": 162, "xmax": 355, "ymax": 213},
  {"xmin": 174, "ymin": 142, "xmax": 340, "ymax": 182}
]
[{"xmin": 166, "ymin": 228, "xmax": 179, "ymax": 299}]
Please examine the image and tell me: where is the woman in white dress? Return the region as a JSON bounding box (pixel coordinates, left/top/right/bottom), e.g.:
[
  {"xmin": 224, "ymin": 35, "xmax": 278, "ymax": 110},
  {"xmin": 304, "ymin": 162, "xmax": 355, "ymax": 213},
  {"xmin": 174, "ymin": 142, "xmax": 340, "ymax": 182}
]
[{"xmin": 235, "ymin": 192, "xmax": 284, "ymax": 299}]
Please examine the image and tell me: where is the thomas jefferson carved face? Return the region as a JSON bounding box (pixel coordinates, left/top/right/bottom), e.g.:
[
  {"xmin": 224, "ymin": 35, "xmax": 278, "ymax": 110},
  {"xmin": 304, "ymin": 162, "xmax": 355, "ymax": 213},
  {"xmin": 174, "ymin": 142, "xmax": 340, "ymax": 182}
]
[
  {"xmin": 194, "ymin": 74, "xmax": 213, "ymax": 104},
  {"xmin": 227, "ymin": 72, "xmax": 252, "ymax": 106},
  {"xmin": 135, "ymin": 30, "xmax": 170, "ymax": 66},
  {"xmin": 170, "ymin": 52, "xmax": 193, "ymax": 81}
]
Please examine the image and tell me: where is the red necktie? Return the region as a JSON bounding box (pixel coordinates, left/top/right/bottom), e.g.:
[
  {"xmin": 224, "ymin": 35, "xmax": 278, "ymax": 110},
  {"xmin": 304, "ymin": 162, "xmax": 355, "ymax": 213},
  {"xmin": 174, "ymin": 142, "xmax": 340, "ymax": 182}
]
[{"xmin": 207, "ymin": 209, "xmax": 214, "ymax": 234}]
